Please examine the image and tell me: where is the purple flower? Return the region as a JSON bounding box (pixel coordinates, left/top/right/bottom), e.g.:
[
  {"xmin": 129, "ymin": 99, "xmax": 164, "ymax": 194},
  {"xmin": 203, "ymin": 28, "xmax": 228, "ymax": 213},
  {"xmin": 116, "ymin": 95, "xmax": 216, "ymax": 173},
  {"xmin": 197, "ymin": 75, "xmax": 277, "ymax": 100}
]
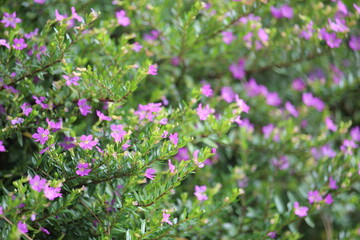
[
  {"xmin": 265, "ymin": 92, "xmax": 282, "ymax": 106},
  {"xmin": 64, "ymin": 75, "xmax": 80, "ymax": 86},
  {"xmin": 168, "ymin": 159, "xmax": 175, "ymax": 173},
  {"xmin": 44, "ymin": 184, "xmax": 62, "ymax": 200},
  {"xmin": 41, "ymin": 228, "xmax": 50, "ymax": 235},
  {"xmin": 325, "ymin": 117, "xmax": 337, "ymax": 131},
  {"xmin": 321, "ymin": 145, "xmax": 336, "ymax": 158},
  {"xmin": 29, "ymin": 175, "xmax": 47, "ymax": 192},
  {"xmin": 245, "ymin": 78, "xmax": 261, "ymax": 97},
  {"xmin": 221, "ymin": 86, "xmax": 236, "ymax": 102},
  {"xmin": 201, "ymin": 84, "xmax": 213, "ymax": 97},
  {"xmin": 132, "ymin": 42, "xmax": 143, "ymax": 52},
  {"xmin": 21, "ymin": 103, "xmax": 33, "ymax": 116},
  {"xmin": 71, "ymin": 6, "xmax": 83, "ymax": 22},
  {"xmin": 17, "ymin": 221, "xmax": 28, "ymax": 234},
  {"xmin": 235, "ymin": 95, "xmax": 250, "ymax": 113},
  {"xmin": 174, "ymin": 147, "xmax": 190, "ymax": 161},
  {"xmin": 337, "ymin": 1, "xmax": 348, "ymax": 16},
  {"xmin": 0, "ymin": 206, "xmax": 3, "ymax": 215},
  {"xmin": 349, "ymin": 36, "xmax": 360, "ymax": 51},
  {"xmin": 76, "ymin": 162, "xmax": 92, "ymax": 176},
  {"xmin": 329, "ymin": 176, "xmax": 338, "ymax": 189},
  {"xmin": 171, "ymin": 56, "xmax": 181, "ymax": 66},
  {"xmin": 340, "ymin": 139, "xmax": 358, "ymax": 155},
  {"xmin": 148, "ymin": 65, "xmax": 158, "ymax": 75},
  {"xmin": 55, "ymin": 9, "xmax": 67, "ymax": 21},
  {"xmin": 116, "ymin": 10, "xmax": 130, "ymax": 26},
  {"xmin": 32, "ymin": 95, "xmax": 49, "ymax": 109},
  {"xmin": 1, "ymin": 12, "xmax": 22, "ymax": 28},
  {"xmin": 299, "ymin": 21, "xmax": 314, "ymax": 40},
  {"xmin": 96, "ymin": 110, "xmax": 111, "ymax": 121},
  {"xmin": 12, "ymin": 38, "xmax": 27, "ymax": 50},
  {"xmin": 0, "ymin": 141, "xmax": 6, "ymax": 152},
  {"xmin": 11, "ymin": 117, "xmax": 24, "ymax": 125},
  {"xmin": 262, "ymin": 124, "xmax": 274, "ymax": 139},
  {"xmin": 144, "ymin": 30, "xmax": 160, "ymax": 42},
  {"xmin": 271, "ymin": 156, "xmax": 289, "ymax": 170},
  {"xmin": 285, "ymin": 101, "xmax": 299, "ymax": 117},
  {"xmin": 308, "ymin": 190, "xmax": 322, "ymax": 204},
  {"xmin": 46, "ymin": 118, "xmax": 62, "ymax": 132},
  {"xmin": 59, "ymin": 136, "xmax": 76, "ymax": 150},
  {"xmin": 354, "ymin": 4, "xmax": 360, "ymax": 14},
  {"xmin": 328, "ymin": 18, "xmax": 349, "ymax": 33},
  {"xmin": 196, "ymin": 103, "xmax": 215, "ymax": 120},
  {"xmin": 78, "ymin": 99, "xmax": 92, "ymax": 116},
  {"xmin": 221, "ymin": 31, "xmax": 236, "ymax": 45},
  {"xmin": 134, "ymin": 103, "xmax": 162, "ymax": 122},
  {"xmin": 238, "ymin": 118, "xmax": 254, "ymax": 132},
  {"xmin": 271, "ymin": 5, "xmax": 293, "ymax": 19},
  {"xmin": 111, "ymin": 124, "xmax": 126, "ymax": 142},
  {"xmin": 34, "ymin": 0, "xmax": 46, "ymax": 4},
  {"xmin": 302, "ymin": 92, "xmax": 324, "ymax": 112},
  {"xmin": 267, "ymin": 232, "xmax": 277, "ymax": 239},
  {"xmin": 294, "ymin": 201, "xmax": 309, "ymax": 217},
  {"xmin": 323, "ymin": 32, "xmax": 342, "ymax": 48},
  {"xmin": 324, "ymin": 194, "xmax": 333, "ymax": 205},
  {"xmin": 351, "ymin": 126, "xmax": 360, "ymax": 142},
  {"xmin": 169, "ymin": 132, "xmax": 179, "ymax": 145},
  {"xmin": 194, "ymin": 185, "xmax": 208, "ymax": 201},
  {"xmin": 32, "ymin": 127, "xmax": 50, "ymax": 145},
  {"xmin": 257, "ymin": 28, "xmax": 269, "ymax": 45},
  {"xmin": 229, "ymin": 58, "xmax": 246, "ymax": 80},
  {"xmin": 292, "ymin": 78, "xmax": 306, "ymax": 91},
  {"xmin": 79, "ymin": 135, "xmax": 98, "ymax": 150},
  {"xmin": 161, "ymin": 211, "xmax": 173, "ymax": 225},
  {"xmin": 144, "ymin": 168, "xmax": 156, "ymax": 180},
  {"xmin": 0, "ymin": 39, "xmax": 10, "ymax": 49}
]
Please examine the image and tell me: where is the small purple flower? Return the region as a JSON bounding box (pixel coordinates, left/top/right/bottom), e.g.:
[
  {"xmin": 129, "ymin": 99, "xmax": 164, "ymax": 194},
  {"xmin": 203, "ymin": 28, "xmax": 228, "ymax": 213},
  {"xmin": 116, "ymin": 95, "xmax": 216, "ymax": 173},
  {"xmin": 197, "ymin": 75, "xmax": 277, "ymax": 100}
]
[
  {"xmin": 168, "ymin": 159, "xmax": 175, "ymax": 173},
  {"xmin": 229, "ymin": 58, "xmax": 246, "ymax": 80},
  {"xmin": 221, "ymin": 86, "xmax": 236, "ymax": 102},
  {"xmin": 285, "ymin": 101, "xmax": 299, "ymax": 117},
  {"xmin": 294, "ymin": 201, "xmax": 308, "ymax": 217},
  {"xmin": 267, "ymin": 232, "xmax": 277, "ymax": 239},
  {"xmin": 134, "ymin": 103, "xmax": 162, "ymax": 122},
  {"xmin": 144, "ymin": 30, "xmax": 161, "ymax": 42},
  {"xmin": 308, "ymin": 190, "xmax": 322, "ymax": 204},
  {"xmin": 340, "ymin": 139, "xmax": 358, "ymax": 155},
  {"xmin": 0, "ymin": 39, "xmax": 10, "ymax": 49},
  {"xmin": 292, "ymin": 78, "xmax": 306, "ymax": 91},
  {"xmin": 96, "ymin": 110, "xmax": 111, "ymax": 121},
  {"xmin": 78, "ymin": 99, "xmax": 92, "ymax": 116},
  {"xmin": 34, "ymin": 0, "xmax": 46, "ymax": 4},
  {"xmin": 302, "ymin": 92, "xmax": 324, "ymax": 112},
  {"xmin": 144, "ymin": 168, "xmax": 156, "ymax": 180},
  {"xmin": 148, "ymin": 65, "xmax": 158, "ymax": 75},
  {"xmin": 55, "ymin": 9, "xmax": 67, "ymax": 21},
  {"xmin": 169, "ymin": 132, "xmax": 179, "ymax": 145},
  {"xmin": 329, "ymin": 176, "xmax": 338, "ymax": 189},
  {"xmin": 0, "ymin": 141, "xmax": 6, "ymax": 152},
  {"xmin": 0, "ymin": 206, "xmax": 3, "ymax": 215},
  {"xmin": 44, "ymin": 184, "xmax": 62, "ymax": 200},
  {"xmin": 196, "ymin": 103, "xmax": 215, "ymax": 120},
  {"xmin": 262, "ymin": 124, "xmax": 274, "ymax": 139},
  {"xmin": 132, "ymin": 42, "xmax": 143, "ymax": 52},
  {"xmin": 111, "ymin": 124, "xmax": 126, "ymax": 142},
  {"xmin": 41, "ymin": 228, "xmax": 50, "ymax": 235},
  {"xmin": 221, "ymin": 31, "xmax": 236, "ymax": 45},
  {"xmin": 17, "ymin": 221, "xmax": 28, "ymax": 234},
  {"xmin": 265, "ymin": 92, "xmax": 282, "ymax": 106},
  {"xmin": 350, "ymin": 126, "xmax": 360, "ymax": 142},
  {"xmin": 25, "ymin": 28, "xmax": 39, "ymax": 39},
  {"xmin": 33, "ymin": 95, "xmax": 49, "ymax": 109},
  {"xmin": 64, "ymin": 75, "xmax": 80, "ymax": 86},
  {"xmin": 354, "ymin": 4, "xmax": 360, "ymax": 14},
  {"xmin": 194, "ymin": 185, "xmax": 208, "ymax": 201},
  {"xmin": 324, "ymin": 194, "xmax": 333, "ymax": 205},
  {"xmin": 174, "ymin": 147, "xmax": 190, "ymax": 161},
  {"xmin": 12, "ymin": 38, "xmax": 27, "ymax": 50},
  {"xmin": 29, "ymin": 175, "xmax": 47, "ymax": 192},
  {"xmin": 76, "ymin": 162, "xmax": 92, "ymax": 176},
  {"xmin": 32, "ymin": 127, "xmax": 50, "ymax": 145},
  {"xmin": 79, "ymin": 135, "xmax": 98, "ymax": 150},
  {"xmin": 325, "ymin": 117, "xmax": 337, "ymax": 132},
  {"xmin": 1, "ymin": 12, "xmax": 22, "ymax": 28},
  {"xmin": 46, "ymin": 118, "xmax": 62, "ymax": 132},
  {"xmin": 271, "ymin": 5, "xmax": 293, "ymax": 19},
  {"xmin": 245, "ymin": 78, "xmax": 261, "ymax": 97},
  {"xmin": 161, "ymin": 211, "xmax": 173, "ymax": 225},
  {"xmin": 59, "ymin": 136, "xmax": 76, "ymax": 150},
  {"xmin": 71, "ymin": 6, "xmax": 83, "ymax": 22},
  {"xmin": 349, "ymin": 36, "xmax": 360, "ymax": 51},
  {"xmin": 323, "ymin": 32, "xmax": 342, "ymax": 48},
  {"xmin": 116, "ymin": 10, "xmax": 130, "ymax": 26},
  {"xmin": 21, "ymin": 103, "xmax": 33, "ymax": 116},
  {"xmin": 328, "ymin": 18, "xmax": 349, "ymax": 33},
  {"xmin": 11, "ymin": 117, "xmax": 24, "ymax": 125},
  {"xmin": 235, "ymin": 95, "xmax": 250, "ymax": 113},
  {"xmin": 272, "ymin": 156, "xmax": 289, "ymax": 170},
  {"xmin": 201, "ymin": 84, "xmax": 213, "ymax": 97}
]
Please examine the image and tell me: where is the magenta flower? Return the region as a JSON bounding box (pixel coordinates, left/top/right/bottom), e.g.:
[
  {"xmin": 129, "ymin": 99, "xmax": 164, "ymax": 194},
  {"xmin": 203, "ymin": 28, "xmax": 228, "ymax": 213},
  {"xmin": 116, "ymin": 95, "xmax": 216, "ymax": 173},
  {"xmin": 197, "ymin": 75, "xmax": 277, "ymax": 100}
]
[
  {"xmin": 78, "ymin": 99, "xmax": 92, "ymax": 116},
  {"xmin": 168, "ymin": 159, "xmax": 175, "ymax": 173},
  {"xmin": 196, "ymin": 103, "xmax": 215, "ymax": 121},
  {"xmin": 321, "ymin": 145, "xmax": 336, "ymax": 158},
  {"xmin": 44, "ymin": 184, "xmax": 62, "ymax": 200},
  {"xmin": 24, "ymin": 28, "xmax": 39, "ymax": 39},
  {"xmin": 32, "ymin": 127, "xmax": 50, "ymax": 145},
  {"xmin": 266, "ymin": 92, "xmax": 282, "ymax": 106},
  {"xmin": 292, "ymin": 78, "xmax": 306, "ymax": 91},
  {"xmin": 299, "ymin": 21, "xmax": 314, "ymax": 40},
  {"xmin": 257, "ymin": 28, "xmax": 269, "ymax": 46},
  {"xmin": 71, "ymin": 6, "xmax": 83, "ymax": 22},
  {"xmin": 0, "ymin": 39, "xmax": 10, "ymax": 49},
  {"xmin": 41, "ymin": 228, "xmax": 50, "ymax": 235},
  {"xmin": 201, "ymin": 84, "xmax": 213, "ymax": 97},
  {"xmin": 116, "ymin": 10, "xmax": 130, "ymax": 26},
  {"xmin": 308, "ymin": 190, "xmax": 322, "ymax": 204},
  {"xmin": 0, "ymin": 141, "xmax": 6, "ymax": 152},
  {"xmin": 271, "ymin": 5, "xmax": 293, "ymax": 19},
  {"xmin": 12, "ymin": 38, "xmax": 27, "ymax": 50},
  {"xmin": 271, "ymin": 156, "xmax": 289, "ymax": 170},
  {"xmin": 34, "ymin": 0, "xmax": 46, "ymax": 4},
  {"xmin": 148, "ymin": 65, "xmax": 158, "ymax": 75},
  {"xmin": 349, "ymin": 36, "xmax": 360, "ymax": 51},
  {"xmin": 350, "ymin": 126, "xmax": 360, "ymax": 142},
  {"xmin": 329, "ymin": 176, "xmax": 338, "ymax": 189},
  {"xmin": 221, "ymin": 31, "xmax": 236, "ymax": 45},
  {"xmin": 194, "ymin": 185, "xmax": 208, "ymax": 201},
  {"xmin": 294, "ymin": 201, "xmax": 308, "ymax": 217},
  {"xmin": 169, "ymin": 132, "xmax": 179, "ymax": 145},
  {"xmin": 0, "ymin": 206, "xmax": 3, "ymax": 215},
  {"xmin": 161, "ymin": 211, "xmax": 173, "ymax": 225},
  {"xmin": 174, "ymin": 147, "xmax": 190, "ymax": 161},
  {"xmin": 79, "ymin": 135, "xmax": 98, "ymax": 150},
  {"xmin": 96, "ymin": 110, "xmax": 111, "ymax": 121},
  {"xmin": 325, "ymin": 117, "xmax": 337, "ymax": 131},
  {"xmin": 64, "ymin": 75, "xmax": 80, "ymax": 86},
  {"xmin": 144, "ymin": 30, "xmax": 160, "ymax": 42},
  {"xmin": 354, "ymin": 4, "xmax": 360, "ymax": 14},
  {"xmin": 76, "ymin": 162, "xmax": 92, "ymax": 176},
  {"xmin": 55, "ymin": 9, "xmax": 67, "ymax": 21},
  {"xmin": 324, "ymin": 194, "xmax": 333, "ymax": 205},
  {"xmin": 144, "ymin": 168, "xmax": 156, "ymax": 180},
  {"xmin": 340, "ymin": 139, "xmax": 358, "ymax": 155},
  {"xmin": 245, "ymin": 78, "xmax": 262, "ymax": 97},
  {"xmin": 59, "ymin": 136, "xmax": 76, "ymax": 150},
  {"xmin": 221, "ymin": 86, "xmax": 236, "ymax": 102},
  {"xmin": 32, "ymin": 95, "xmax": 49, "ymax": 109},
  {"xmin": 132, "ymin": 42, "xmax": 143, "ymax": 52},
  {"xmin": 29, "ymin": 175, "xmax": 47, "ymax": 192},
  {"xmin": 17, "ymin": 221, "xmax": 28, "ymax": 234},
  {"xmin": 46, "ymin": 118, "xmax": 62, "ymax": 132},
  {"xmin": 1, "ymin": 12, "xmax": 22, "ymax": 28},
  {"xmin": 235, "ymin": 95, "xmax": 250, "ymax": 113},
  {"xmin": 229, "ymin": 58, "xmax": 246, "ymax": 80},
  {"xmin": 134, "ymin": 103, "xmax": 162, "ymax": 121},
  {"xmin": 267, "ymin": 232, "xmax": 277, "ymax": 239},
  {"xmin": 21, "ymin": 103, "xmax": 33, "ymax": 116},
  {"xmin": 262, "ymin": 124, "xmax": 274, "ymax": 139},
  {"xmin": 328, "ymin": 18, "xmax": 349, "ymax": 33},
  {"xmin": 111, "ymin": 124, "xmax": 126, "ymax": 142},
  {"xmin": 159, "ymin": 118, "xmax": 168, "ymax": 125},
  {"xmin": 285, "ymin": 101, "xmax": 299, "ymax": 117},
  {"xmin": 324, "ymin": 32, "xmax": 342, "ymax": 48},
  {"xmin": 11, "ymin": 117, "xmax": 24, "ymax": 125},
  {"xmin": 302, "ymin": 92, "xmax": 324, "ymax": 112}
]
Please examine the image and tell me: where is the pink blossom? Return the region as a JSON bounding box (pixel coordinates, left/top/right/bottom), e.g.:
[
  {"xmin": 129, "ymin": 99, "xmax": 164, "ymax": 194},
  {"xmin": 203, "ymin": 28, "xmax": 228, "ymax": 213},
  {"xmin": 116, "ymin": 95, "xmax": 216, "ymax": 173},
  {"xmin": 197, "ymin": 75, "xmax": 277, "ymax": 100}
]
[
  {"xmin": 29, "ymin": 175, "xmax": 47, "ymax": 192},
  {"xmin": 194, "ymin": 185, "xmax": 208, "ymax": 201},
  {"xmin": 235, "ymin": 95, "xmax": 250, "ymax": 113},
  {"xmin": 41, "ymin": 228, "xmax": 50, "ymax": 235},
  {"xmin": 32, "ymin": 127, "xmax": 50, "ymax": 145},
  {"xmin": 148, "ymin": 65, "xmax": 158, "ymax": 75},
  {"xmin": 328, "ymin": 18, "xmax": 349, "ymax": 33},
  {"xmin": 64, "ymin": 75, "xmax": 80, "ymax": 86},
  {"xmin": 271, "ymin": 5, "xmax": 293, "ymax": 19},
  {"xmin": 96, "ymin": 110, "xmax": 111, "ymax": 121},
  {"xmin": 144, "ymin": 30, "xmax": 160, "ymax": 42},
  {"xmin": 134, "ymin": 103, "xmax": 162, "ymax": 121},
  {"xmin": 71, "ymin": 6, "xmax": 83, "ymax": 22},
  {"xmin": 169, "ymin": 132, "xmax": 178, "ymax": 145},
  {"xmin": 0, "ymin": 141, "xmax": 6, "ymax": 152},
  {"xmin": 32, "ymin": 95, "xmax": 49, "ymax": 109},
  {"xmin": 238, "ymin": 118, "xmax": 254, "ymax": 132},
  {"xmin": 221, "ymin": 86, "xmax": 236, "ymax": 102},
  {"xmin": 171, "ymin": 57, "xmax": 181, "ymax": 66},
  {"xmin": 294, "ymin": 201, "xmax": 308, "ymax": 217},
  {"xmin": 159, "ymin": 118, "xmax": 168, "ymax": 125},
  {"xmin": 44, "ymin": 184, "xmax": 62, "ymax": 200},
  {"xmin": 78, "ymin": 99, "xmax": 92, "ymax": 116},
  {"xmin": 349, "ymin": 36, "xmax": 360, "ymax": 51},
  {"xmin": 17, "ymin": 221, "xmax": 28, "ymax": 234},
  {"xmin": 111, "ymin": 124, "xmax": 126, "ymax": 142},
  {"xmin": 174, "ymin": 147, "xmax": 190, "ymax": 161},
  {"xmin": 132, "ymin": 42, "xmax": 143, "ymax": 52},
  {"xmin": 79, "ymin": 135, "xmax": 98, "ymax": 150},
  {"xmin": 271, "ymin": 156, "xmax": 289, "ymax": 170},
  {"xmin": 144, "ymin": 168, "xmax": 156, "ymax": 180},
  {"xmin": 193, "ymin": 150, "xmax": 204, "ymax": 168},
  {"xmin": 59, "ymin": 136, "xmax": 76, "ymax": 150},
  {"xmin": 161, "ymin": 211, "xmax": 173, "ymax": 225},
  {"xmin": 308, "ymin": 190, "xmax": 322, "ymax": 204},
  {"xmin": 292, "ymin": 78, "xmax": 306, "ymax": 91},
  {"xmin": 266, "ymin": 92, "xmax": 282, "ymax": 106},
  {"xmin": 229, "ymin": 58, "xmax": 246, "ymax": 80},
  {"xmin": 0, "ymin": 39, "xmax": 10, "ymax": 49},
  {"xmin": 302, "ymin": 92, "xmax": 324, "ymax": 112},
  {"xmin": 21, "ymin": 103, "xmax": 33, "ymax": 116},
  {"xmin": 201, "ymin": 84, "xmax": 213, "ymax": 97},
  {"xmin": 257, "ymin": 28, "xmax": 269, "ymax": 45},
  {"xmin": 262, "ymin": 124, "xmax": 274, "ymax": 139},
  {"xmin": 76, "ymin": 162, "xmax": 92, "ymax": 176},
  {"xmin": 1, "ymin": 12, "xmax": 22, "ymax": 28},
  {"xmin": 34, "ymin": 0, "xmax": 46, "ymax": 4},
  {"xmin": 324, "ymin": 194, "xmax": 333, "ymax": 204},
  {"xmin": 285, "ymin": 101, "xmax": 299, "ymax": 117},
  {"xmin": 354, "ymin": 4, "xmax": 360, "ymax": 14},
  {"xmin": 46, "ymin": 118, "xmax": 62, "ymax": 132},
  {"xmin": 196, "ymin": 103, "xmax": 215, "ymax": 120},
  {"xmin": 221, "ymin": 31, "xmax": 236, "ymax": 45},
  {"xmin": 55, "ymin": 9, "xmax": 67, "ymax": 21},
  {"xmin": 168, "ymin": 159, "xmax": 175, "ymax": 173},
  {"xmin": 12, "ymin": 38, "xmax": 27, "ymax": 50},
  {"xmin": 329, "ymin": 176, "xmax": 338, "ymax": 189},
  {"xmin": 337, "ymin": 1, "xmax": 348, "ymax": 16},
  {"xmin": 0, "ymin": 206, "xmax": 3, "ymax": 215},
  {"xmin": 323, "ymin": 32, "xmax": 342, "ymax": 48},
  {"xmin": 245, "ymin": 78, "xmax": 261, "ymax": 97},
  {"xmin": 11, "ymin": 117, "xmax": 24, "ymax": 125},
  {"xmin": 116, "ymin": 10, "xmax": 130, "ymax": 26},
  {"xmin": 340, "ymin": 139, "xmax": 358, "ymax": 155},
  {"xmin": 268, "ymin": 232, "xmax": 277, "ymax": 239},
  {"xmin": 325, "ymin": 117, "xmax": 337, "ymax": 131},
  {"xmin": 350, "ymin": 126, "xmax": 360, "ymax": 142},
  {"xmin": 299, "ymin": 21, "xmax": 314, "ymax": 40}
]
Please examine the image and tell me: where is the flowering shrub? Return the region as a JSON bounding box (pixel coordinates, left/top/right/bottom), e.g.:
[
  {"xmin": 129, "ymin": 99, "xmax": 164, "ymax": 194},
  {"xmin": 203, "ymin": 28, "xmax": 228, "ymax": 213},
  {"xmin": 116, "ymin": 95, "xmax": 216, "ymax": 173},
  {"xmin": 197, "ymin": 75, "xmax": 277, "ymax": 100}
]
[{"xmin": 1, "ymin": 0, "xmax": 360, "ymax": 239}]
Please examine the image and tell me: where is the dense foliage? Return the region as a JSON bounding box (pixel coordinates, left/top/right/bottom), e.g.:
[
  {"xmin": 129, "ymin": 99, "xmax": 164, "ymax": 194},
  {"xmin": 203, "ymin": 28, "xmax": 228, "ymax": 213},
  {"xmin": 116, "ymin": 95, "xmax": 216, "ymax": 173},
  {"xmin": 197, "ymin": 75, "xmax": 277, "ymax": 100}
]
[{"xmin": 1, "ymin": 0, "xmax": 360, "ymax": 239}]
